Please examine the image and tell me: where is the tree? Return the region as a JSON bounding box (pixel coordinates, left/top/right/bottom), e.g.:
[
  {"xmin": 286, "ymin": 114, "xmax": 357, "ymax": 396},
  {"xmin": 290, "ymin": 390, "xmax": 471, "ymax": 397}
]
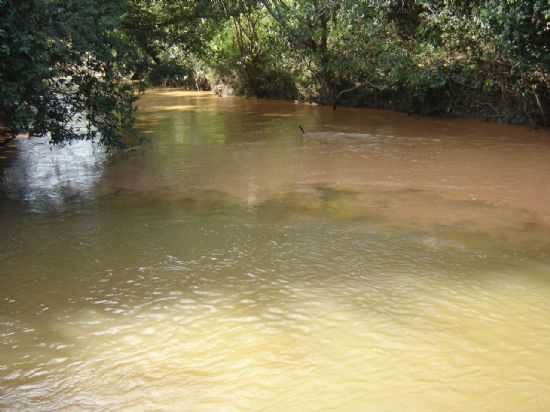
[
  {"xmin": 260, "ymin": 0, "xmax": 343, "ymax": 102},
  {"xmin": 122, "ymin": 0, "xmax": 224, "ymax": 87},
  {"xmin": 485, "ymin": 0, "xmax": 550, "ymax": 73},
  {"xmin": 259, "ymin": 1, "xmax": 405, "ymax": 105},
  {"xmin": 0, "ymin": 0, "xmax": 136, "ymax": 144}
]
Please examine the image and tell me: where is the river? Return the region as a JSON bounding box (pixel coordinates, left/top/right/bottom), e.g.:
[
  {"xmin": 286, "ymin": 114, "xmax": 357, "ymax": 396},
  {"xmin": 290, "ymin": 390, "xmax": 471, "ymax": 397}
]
[{"xmin": 1, "ymin": 90, "xmax": 550, "ymax": 411}]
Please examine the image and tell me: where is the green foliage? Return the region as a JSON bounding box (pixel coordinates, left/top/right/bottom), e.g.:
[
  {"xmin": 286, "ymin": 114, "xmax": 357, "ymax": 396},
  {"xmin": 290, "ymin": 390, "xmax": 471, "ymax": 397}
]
[
  {"xmin": 209, "ymin": 7, "xmax": 298, "ymax": 99},
  {"xmin": 211, "ymin": 0, "xmax": 549, "ymax": 126},
  {"xmin": 484, "ymin": 0, "xmax": 550, "ymax": 72},
  {"xmin": 0, "ymin": 0, "xmax": 225, "ymax": 144},
  {"xmin": 0, "ymin": 0, "xmax": 138, "ymax": 144},
  {"xmin": 123, "ymin": 0, "xmax": 222, "ymax": 87}
]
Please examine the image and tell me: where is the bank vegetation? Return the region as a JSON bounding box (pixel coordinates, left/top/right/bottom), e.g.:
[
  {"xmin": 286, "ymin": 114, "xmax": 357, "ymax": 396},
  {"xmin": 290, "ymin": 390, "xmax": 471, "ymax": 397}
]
[{"xmin": 1, "ymin": 0, "xmax": 548, "ymax": 144}]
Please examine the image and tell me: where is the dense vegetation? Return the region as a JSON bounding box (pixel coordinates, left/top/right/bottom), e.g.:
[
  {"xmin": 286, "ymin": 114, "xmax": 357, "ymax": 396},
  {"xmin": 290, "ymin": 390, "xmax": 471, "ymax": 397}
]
[
  {"xmin": 211, "ymin": 0, "xmax": 549, "ymax": 126},
  {"xmin": 1, "ymin": 0, "xmax": 548, "ymax": 144},
  {"xmin": 0, "ymin": 0, "xmax": 136, "ymax": 144}
]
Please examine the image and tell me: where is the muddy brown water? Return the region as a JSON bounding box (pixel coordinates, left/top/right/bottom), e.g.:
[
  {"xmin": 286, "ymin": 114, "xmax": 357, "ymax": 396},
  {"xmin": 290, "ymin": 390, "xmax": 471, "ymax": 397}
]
[{"xmin": 2, "ymin": 90, "xmax": 550, "ymax": 411}]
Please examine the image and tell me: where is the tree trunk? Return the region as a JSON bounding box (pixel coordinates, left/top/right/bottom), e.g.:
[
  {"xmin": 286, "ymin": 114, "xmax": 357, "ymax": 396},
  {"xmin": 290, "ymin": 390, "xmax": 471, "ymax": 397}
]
[{"xmin": 317, "ymin": 8, "xmax": 333, "ymax": 104}]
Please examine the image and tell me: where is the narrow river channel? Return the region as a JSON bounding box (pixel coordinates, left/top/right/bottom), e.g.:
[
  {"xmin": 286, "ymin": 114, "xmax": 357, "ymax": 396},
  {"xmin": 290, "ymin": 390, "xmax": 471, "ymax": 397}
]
[{"xmin": 2, "ymin": 90, "xmax": 550, "ymax": 411}]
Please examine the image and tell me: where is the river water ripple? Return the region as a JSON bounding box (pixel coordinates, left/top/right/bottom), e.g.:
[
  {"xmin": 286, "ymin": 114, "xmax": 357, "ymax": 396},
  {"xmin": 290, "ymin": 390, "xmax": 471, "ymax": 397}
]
[{"xmin": 1, "ymin": 90, "xmax": 550, "ymax": 411}]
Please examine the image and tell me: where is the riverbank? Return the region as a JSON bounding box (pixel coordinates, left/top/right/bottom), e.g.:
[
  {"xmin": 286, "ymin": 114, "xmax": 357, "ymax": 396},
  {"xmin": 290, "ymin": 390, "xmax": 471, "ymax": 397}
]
[
  {"xmin": 205, "ymin": 3, "xmax": 549, "ymax": 129},
  {"xmin": 211, "ymin": 75, "xmax": 549, "ymax": 128},
  {"xmin": 333, "ymin": 84, "xmax": 549, "ymax": 128}
]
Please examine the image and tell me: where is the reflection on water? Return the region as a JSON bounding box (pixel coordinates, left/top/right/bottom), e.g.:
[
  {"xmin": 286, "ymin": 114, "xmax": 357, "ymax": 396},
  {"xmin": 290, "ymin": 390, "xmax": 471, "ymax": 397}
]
[
  {"xmin": 1, "ymin": 139, "xmax": 105, "ymax": 211},
  {"xmin": 1, "ymin": 90, "xmax": 550, "ymax": 411}
]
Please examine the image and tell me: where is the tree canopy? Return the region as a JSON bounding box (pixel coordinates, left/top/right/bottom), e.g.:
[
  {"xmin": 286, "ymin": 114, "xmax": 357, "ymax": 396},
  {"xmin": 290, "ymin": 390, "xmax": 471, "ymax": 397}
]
[{"xmin": 0, "ymin": 0, "xmax": 136, "ymax": 144}]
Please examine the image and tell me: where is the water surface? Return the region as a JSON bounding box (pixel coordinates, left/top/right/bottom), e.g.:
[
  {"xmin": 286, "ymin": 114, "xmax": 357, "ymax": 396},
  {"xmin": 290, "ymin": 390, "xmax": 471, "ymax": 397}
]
[{"xmin": 2, "ymin": 90, "xmax": 550, "ymax": 411}]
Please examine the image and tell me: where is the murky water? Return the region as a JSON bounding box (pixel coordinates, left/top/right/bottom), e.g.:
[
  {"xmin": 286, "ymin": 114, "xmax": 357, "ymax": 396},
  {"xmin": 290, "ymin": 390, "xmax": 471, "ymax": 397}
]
[{"xmin": 2, "ymin": 90, "xmax": 550, "ymax": 411}]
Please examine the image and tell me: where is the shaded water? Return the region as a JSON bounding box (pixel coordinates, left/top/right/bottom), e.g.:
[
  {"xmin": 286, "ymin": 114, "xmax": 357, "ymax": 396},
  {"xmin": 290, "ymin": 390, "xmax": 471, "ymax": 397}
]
[{"xmin": 2, "ymin": 90, "xmax": 550, "ymax": 411}]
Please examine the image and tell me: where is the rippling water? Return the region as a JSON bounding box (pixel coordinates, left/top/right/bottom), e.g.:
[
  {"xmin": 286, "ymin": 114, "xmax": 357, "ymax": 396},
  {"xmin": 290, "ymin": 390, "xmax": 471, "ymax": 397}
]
[{"xmin": 2, "ymin": 90, "xmax": 550, "ymax": 411}]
